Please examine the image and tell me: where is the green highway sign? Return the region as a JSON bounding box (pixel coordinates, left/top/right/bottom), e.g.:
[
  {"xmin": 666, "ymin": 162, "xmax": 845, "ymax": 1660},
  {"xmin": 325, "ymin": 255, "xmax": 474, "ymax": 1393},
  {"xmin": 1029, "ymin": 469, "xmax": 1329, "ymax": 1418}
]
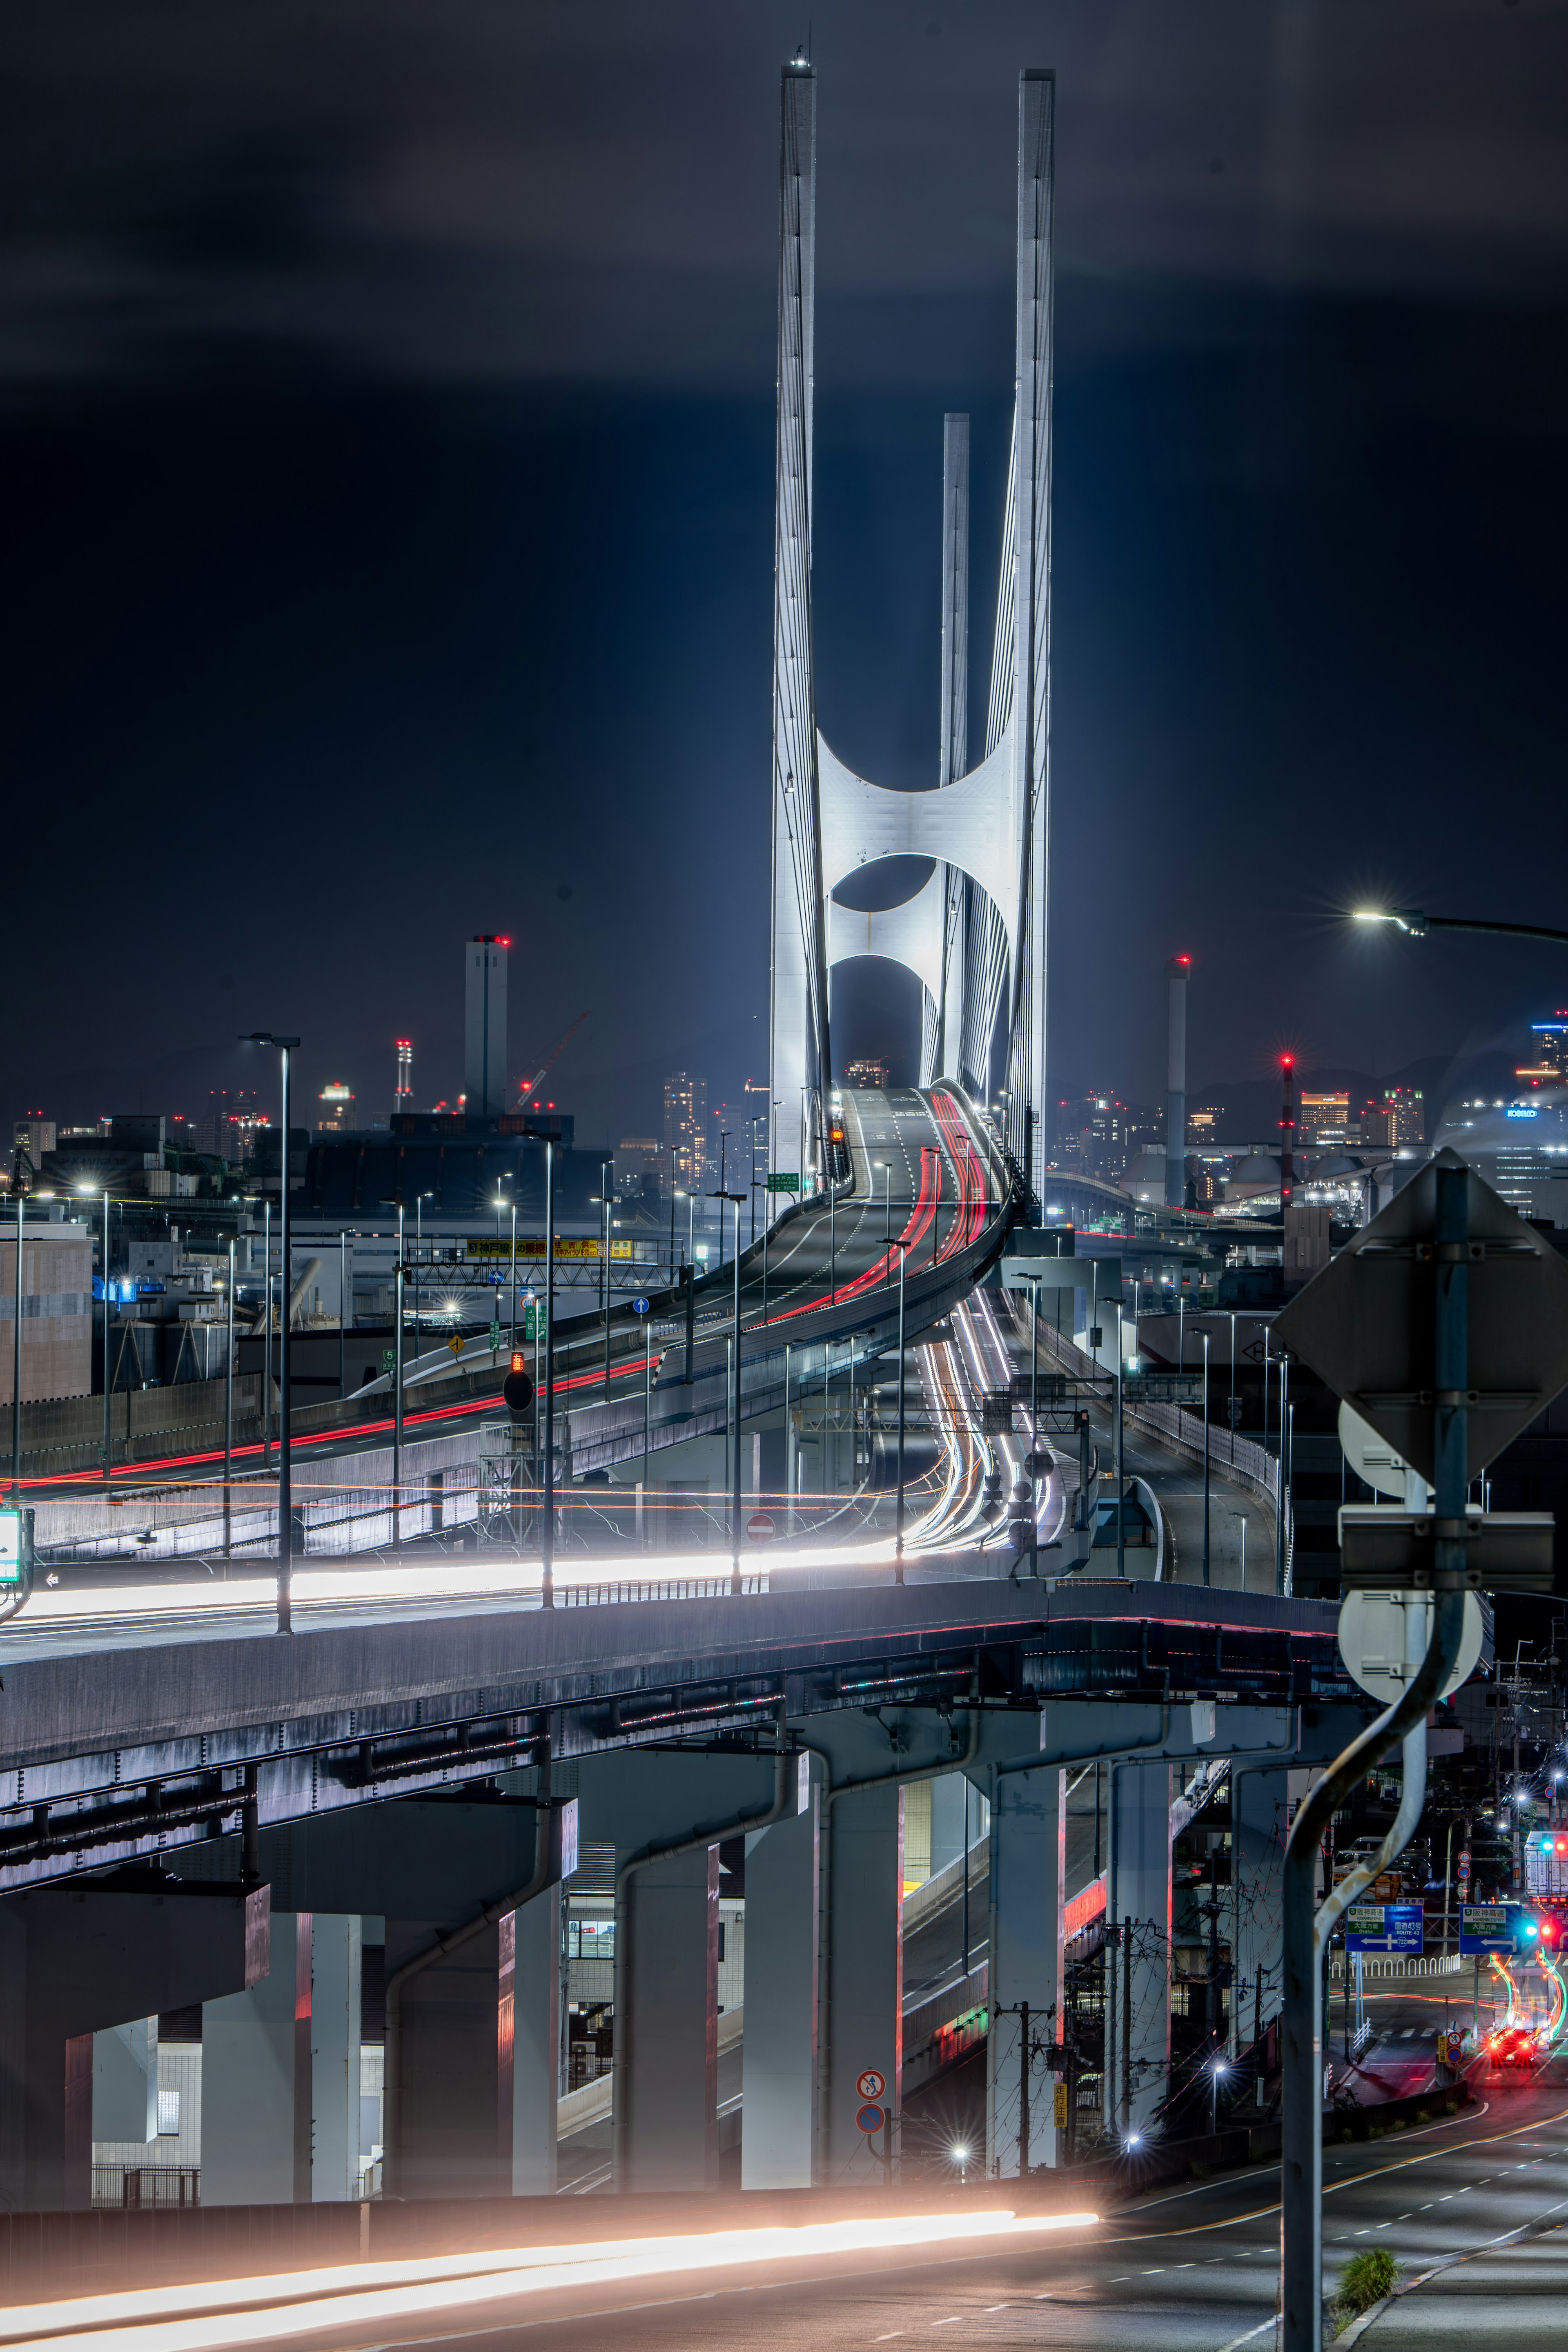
[{"xmin": 766, "ymin": 1173, "xmax": 800, "ymax": 1194}]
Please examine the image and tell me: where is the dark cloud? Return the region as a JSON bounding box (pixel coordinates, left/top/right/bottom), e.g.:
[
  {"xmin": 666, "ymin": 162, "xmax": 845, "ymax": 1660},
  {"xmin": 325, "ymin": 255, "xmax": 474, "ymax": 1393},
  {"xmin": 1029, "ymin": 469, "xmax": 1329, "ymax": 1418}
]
[{"xmin": 4, "ymin": 2, "xmax": 1568, "ymax": 390}]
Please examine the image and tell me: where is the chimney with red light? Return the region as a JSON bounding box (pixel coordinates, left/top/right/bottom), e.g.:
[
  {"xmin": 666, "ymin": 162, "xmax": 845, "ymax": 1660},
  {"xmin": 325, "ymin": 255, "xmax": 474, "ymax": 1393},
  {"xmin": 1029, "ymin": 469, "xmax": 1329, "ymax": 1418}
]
[
  {"xmin": 1165, "ymin": 956, "xmax": 1191, "ymax": 1207},
  {"xmin": 1280, "ymin": 1055, "xmax": 1296, "ymax": 1205},
  {"xmin": 465, "ymin": 936, "xmax": 510, "ymax": 1127}
]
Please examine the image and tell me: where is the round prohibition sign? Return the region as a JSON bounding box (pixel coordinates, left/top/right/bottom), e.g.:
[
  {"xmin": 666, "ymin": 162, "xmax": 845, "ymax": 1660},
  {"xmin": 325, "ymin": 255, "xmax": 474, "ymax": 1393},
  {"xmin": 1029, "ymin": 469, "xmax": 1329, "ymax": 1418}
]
[
  {"xmin": 856, "ymin": 2069, "xmax": 886, "ymax": 2101},
  {"xmin": 856, "ymin": 2104, "xmax": 886, "ymax": 2136}
]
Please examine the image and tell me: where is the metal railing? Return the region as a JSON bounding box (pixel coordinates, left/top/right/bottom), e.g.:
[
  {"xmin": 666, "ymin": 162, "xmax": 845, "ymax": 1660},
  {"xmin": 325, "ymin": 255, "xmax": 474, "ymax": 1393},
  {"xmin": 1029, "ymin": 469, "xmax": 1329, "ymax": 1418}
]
[{"xmin": 92, "ymin": 2164, "xmax": 200, "ymax": 2209}]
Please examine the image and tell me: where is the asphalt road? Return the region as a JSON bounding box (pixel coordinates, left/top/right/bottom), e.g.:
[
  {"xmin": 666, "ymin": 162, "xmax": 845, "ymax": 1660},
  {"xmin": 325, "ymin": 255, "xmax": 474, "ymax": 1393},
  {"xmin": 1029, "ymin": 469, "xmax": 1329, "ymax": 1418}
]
[
  {"xmin": 398, "ymin": 2078, "xmax": 1568, "ymax": 2349},
  {"xmin": 41, "ymin": 2068, "xmax": 1563, "ymax": 2352}
]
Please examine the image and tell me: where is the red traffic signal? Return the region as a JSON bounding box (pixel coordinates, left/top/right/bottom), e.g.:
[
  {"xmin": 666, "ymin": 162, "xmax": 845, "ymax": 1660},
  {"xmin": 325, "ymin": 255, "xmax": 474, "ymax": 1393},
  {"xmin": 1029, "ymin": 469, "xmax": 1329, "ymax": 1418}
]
[{"xmin": 502, "ymin": 1361, "xmax": 535, "ymax": 1414}]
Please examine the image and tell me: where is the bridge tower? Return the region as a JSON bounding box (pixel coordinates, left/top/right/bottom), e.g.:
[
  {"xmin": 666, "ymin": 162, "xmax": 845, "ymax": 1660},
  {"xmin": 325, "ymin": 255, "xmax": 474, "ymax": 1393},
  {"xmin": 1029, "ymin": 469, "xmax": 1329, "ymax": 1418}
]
[{"xmin": 768, "ymin": 63, "xmax": 1057, "ymax": 1197}]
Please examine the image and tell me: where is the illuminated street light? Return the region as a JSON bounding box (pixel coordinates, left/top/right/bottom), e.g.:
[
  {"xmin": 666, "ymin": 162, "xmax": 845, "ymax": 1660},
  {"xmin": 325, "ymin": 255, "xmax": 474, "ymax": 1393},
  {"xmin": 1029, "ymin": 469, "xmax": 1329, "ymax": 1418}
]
[{"xmin": 1354, "ymin": 905, "xmax": 1568, "ymax": 947}]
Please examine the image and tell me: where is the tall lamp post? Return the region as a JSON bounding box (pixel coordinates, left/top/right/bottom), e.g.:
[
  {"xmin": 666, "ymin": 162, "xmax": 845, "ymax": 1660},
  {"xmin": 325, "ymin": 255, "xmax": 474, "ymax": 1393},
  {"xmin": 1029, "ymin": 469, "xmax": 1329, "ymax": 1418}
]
[
  {"xmin": 598, "ymin": 1161, "xmax": 613, "ymax": 1396},
  {"xmin": 891, "ymin": 1235, "xmax": 912, "ymax": 1583},
  {"xmin": 394, "ymin": 1201, "xmax": 405, "ymax": 1547},
  {"xmin": 9, "ymin": 1187, "xmax": 23, "ymax": 1502},
  {"xmin": 242, "ymin": 1031, "xmax": 300, "ymax": 1635},
  {"xmin": 80, "ymin": 1185, "xmax": 113, "ymax": 1481},
  {"xmin": 339, "ymin": 1229, "xmax": 350, "ymax": 1402},
  {"xmin": 542, "ymin": 1137, "xmax": 557, "ymax": 1608},
  {"xmin": 712, "ymin": 1189, "xmax": 747, "ymax": 1592},
  {"xmin": 224, "ymin": 1234, "xmax": 236, "ymax": 1558},
  {"xmin": 262, "ymin": 1197, "xmax": 273, "ymax": 1469},
  {"xmin": 1201, "ymin": 1326, "xmax": 1212, "ymax": 1587},
  {"xmin": 1213, "ymin": 1336, "xmax": 1222, "ymax": 1590}
]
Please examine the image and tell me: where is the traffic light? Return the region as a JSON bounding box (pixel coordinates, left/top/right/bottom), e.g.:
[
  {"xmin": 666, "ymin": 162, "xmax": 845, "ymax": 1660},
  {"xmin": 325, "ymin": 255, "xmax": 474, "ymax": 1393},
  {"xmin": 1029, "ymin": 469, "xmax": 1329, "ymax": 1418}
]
[{"xmin": 502, "ymin": 1351, "xmax": 535, "ymax": 1415}]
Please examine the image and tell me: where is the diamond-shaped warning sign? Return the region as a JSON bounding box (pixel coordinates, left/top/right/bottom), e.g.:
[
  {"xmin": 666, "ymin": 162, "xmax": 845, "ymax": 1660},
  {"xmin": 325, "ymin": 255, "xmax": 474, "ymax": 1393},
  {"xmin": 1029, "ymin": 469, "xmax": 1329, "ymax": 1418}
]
[{"xmin": 1272, "ymin": 1147, "xmax": 1568, "ymax": 1484}]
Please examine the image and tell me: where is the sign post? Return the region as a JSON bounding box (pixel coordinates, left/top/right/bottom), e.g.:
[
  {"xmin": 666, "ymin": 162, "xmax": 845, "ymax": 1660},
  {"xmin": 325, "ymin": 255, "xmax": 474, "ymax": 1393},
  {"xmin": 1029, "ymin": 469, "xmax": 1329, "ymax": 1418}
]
[{"xmin": 1272, "ymin": 1151, "xmax": 1568, "ymax": 2352}]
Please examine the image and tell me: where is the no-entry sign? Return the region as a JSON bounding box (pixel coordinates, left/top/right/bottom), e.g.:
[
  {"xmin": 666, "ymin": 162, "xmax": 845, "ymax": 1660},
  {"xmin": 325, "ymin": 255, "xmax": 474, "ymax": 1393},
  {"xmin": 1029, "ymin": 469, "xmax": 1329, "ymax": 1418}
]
[{"xmin": 747, "ymin": 1512, "xmax": 776, "ymax": 1542}]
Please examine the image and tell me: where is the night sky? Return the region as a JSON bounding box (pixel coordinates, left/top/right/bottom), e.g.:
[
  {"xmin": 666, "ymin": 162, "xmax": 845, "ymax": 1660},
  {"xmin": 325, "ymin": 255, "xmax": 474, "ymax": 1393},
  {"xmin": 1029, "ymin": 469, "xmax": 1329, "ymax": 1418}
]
[{"xmin": 5, "ymin": 2, "xmax": 1567, "ymax": 1151}]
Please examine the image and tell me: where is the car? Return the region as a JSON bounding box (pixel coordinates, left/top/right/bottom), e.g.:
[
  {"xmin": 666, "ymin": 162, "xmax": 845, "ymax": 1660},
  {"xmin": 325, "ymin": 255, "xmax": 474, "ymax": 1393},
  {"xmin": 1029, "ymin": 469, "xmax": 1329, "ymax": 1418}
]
[{"xmin": 1487, "ymin": 2025, "xmax": 1537, "ymax": 2070}]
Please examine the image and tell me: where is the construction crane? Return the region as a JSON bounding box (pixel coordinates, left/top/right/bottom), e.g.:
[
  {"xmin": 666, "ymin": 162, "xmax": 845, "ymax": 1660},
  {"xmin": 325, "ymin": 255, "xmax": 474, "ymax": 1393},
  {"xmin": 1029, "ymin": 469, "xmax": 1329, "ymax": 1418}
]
[{"xmin": 518, "ymin": 1009, "xmax": 589, "ymax": 1107}]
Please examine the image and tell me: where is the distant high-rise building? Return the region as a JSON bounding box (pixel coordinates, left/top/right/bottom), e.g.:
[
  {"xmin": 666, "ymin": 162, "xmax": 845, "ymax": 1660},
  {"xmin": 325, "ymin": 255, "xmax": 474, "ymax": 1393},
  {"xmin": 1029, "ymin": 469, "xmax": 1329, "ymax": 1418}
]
[
  {"xmin": 394, "ymin": 1039, "xmax": 414, "ymax": 1115},
  {"xmin": 1300, "ymin": 1091, "xmax": 1353, "ymax": 1145},
  {"xmin": 1382, "ymin": 1087, "xmax": 1424, "ymax": 1148},
  {"xmin": 1518, "ymin": 1018, "xmax": 1568, "ymax": 1089},
  {"xmin": 318, "ymin": 1083, "xmax": 355, "ymax": 1134},
  {"xmin": 464, "ymin": 937, "xmax": 509, "ymax": 1124},
  {"xmin": 12, "ymin": 1118, "xmax": 55, "ymax": 1170},
  {"xmin": 664, "ymin": 1071, "xmax": 707, "ymax": 1192},
  {"xmin": 843, "ymin": 1057, "xmax": 890, "ymax": 1089}
]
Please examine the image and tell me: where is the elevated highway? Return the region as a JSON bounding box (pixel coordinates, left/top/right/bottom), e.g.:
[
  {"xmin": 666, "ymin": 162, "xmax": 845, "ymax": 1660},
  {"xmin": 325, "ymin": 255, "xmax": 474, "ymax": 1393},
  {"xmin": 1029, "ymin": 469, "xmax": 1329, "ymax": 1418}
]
[{"xmin": 22, "ymin": 1085, "xmax": 1015, "ymax": 1566}]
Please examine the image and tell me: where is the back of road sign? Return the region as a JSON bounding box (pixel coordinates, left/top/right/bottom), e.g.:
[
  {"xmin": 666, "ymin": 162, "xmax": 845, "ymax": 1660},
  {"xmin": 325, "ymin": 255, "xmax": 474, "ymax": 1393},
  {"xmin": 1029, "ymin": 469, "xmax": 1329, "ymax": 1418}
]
[{"xmin": 1274, "ymin": 1147, "xmax": 1568, "ymax": 1483}]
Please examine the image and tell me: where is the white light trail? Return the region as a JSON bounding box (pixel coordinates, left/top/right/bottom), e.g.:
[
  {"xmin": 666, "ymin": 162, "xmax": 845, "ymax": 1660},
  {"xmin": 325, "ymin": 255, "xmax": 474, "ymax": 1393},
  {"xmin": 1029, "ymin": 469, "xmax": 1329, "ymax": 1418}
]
[{"xmin": 0, "ymin": 2209, "xmax": 1100, "ymax": 2352}]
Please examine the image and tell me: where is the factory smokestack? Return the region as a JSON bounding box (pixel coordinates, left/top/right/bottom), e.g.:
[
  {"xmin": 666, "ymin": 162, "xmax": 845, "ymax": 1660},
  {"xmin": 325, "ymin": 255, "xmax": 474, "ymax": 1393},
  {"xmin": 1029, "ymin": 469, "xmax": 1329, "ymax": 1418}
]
[
  {"xmin": 1165, "ymin": 955, "xmax": 1190, "ymax": 1208},
  {"xmin": 1279, "ymin": 1054, "xmax": 1296, "ymax": 1206}
]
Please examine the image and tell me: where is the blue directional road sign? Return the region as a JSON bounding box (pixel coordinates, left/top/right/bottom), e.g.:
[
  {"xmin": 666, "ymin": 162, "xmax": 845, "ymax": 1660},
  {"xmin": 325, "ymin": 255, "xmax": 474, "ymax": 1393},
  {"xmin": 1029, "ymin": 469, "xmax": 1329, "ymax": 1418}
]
[
  {"xmin": 1459, "ymin": 1904, "xmax": 1515, "ymax": 1955},
  {"xmin": 631, "ymin": 1297, "xmax": 650, "ymax": 1316},
  {"xmin": 1346, "ymin": 1902, "xmax": 1424, "ymax": 1955}
]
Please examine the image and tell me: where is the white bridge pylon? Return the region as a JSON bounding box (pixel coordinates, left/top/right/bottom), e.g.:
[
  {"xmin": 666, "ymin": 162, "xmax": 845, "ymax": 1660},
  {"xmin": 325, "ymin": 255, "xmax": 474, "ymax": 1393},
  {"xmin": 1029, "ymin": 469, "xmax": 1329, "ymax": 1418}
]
[{"xmin": 768, "ymin": 59, "xmax": 1056, "ymax": 1194}]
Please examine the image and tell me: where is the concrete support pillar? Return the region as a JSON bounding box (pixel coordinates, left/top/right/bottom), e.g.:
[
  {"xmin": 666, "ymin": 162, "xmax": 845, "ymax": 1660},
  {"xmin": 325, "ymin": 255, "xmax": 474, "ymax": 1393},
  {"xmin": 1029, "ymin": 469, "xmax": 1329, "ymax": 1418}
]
[
  {"xmin": 820, "ymin": 1783, "xmax": 902, "ymax": 2184},
  {"xmin": 987, "ymin": 1765, "xmax": 1064, "ymax": 2175},
  {"xmin": 388, "ymin": 1916, "xmax": 507, "ymax": 2200},
  {"xmin": 1105, "ymin": 1761, "xmax": 1172, "ymax": 2136},
  {"xmin": 501, "ymin": 1888, "xmax": 560, "ymax": 2195},
  {"xmin": 201, "ymin": 1911, "xmax": 313, "ymax": 2207},
  {"xmin": 0, "ymin": 1873, "xmax": 266, "ymax": 2212},
  {"xmin": 310, "ymin": 1915, "xmax": 362, "ymax": 2203},
  {"xmin": 740, "ymin": 1786, "xmax": 821, "ymax": 2187},
  {"xmin": 616, "ymin": 1847, "xmax": 718, "ymax": 2192},
  {"xmin": 1232, "ymin": 1769, "xmax": 1288, "ymax": 2054}
]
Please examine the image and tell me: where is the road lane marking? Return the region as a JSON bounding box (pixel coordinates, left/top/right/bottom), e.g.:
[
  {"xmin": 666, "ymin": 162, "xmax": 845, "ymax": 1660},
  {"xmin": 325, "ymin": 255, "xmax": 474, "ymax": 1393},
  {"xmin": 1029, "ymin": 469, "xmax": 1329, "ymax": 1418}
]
[{"xmin": 1211, "ymin": 2323, "xmax": 1278, "ymax": 2352}]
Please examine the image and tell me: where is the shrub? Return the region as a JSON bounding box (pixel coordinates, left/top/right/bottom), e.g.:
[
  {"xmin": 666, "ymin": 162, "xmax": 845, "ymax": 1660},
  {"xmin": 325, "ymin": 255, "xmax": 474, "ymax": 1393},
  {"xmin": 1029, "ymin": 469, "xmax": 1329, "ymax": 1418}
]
[{"xmin": 1334, "ymin": 2246, "xmax": 1399, "ymax": 2329}]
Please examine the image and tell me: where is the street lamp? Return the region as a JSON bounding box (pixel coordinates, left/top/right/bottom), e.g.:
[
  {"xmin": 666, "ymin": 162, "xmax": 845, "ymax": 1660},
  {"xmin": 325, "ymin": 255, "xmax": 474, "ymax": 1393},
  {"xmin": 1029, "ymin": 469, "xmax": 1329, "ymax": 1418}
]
[
  {"xmin": 597, "ymin": 1161, "xmax": 613, "ymax": 1396},
  {"xmin": 542, "ymin": 1136, "xmax": 557, "ymax": 1608},
  {"xmin": 891, "ymin": 1235, "xmax": 913, "ymax": 1582},
  {"xmin": 1210, "ymin": 2054, "xmax": 1229, "ymax": 2136},
  {"xmin": 9, "ymin": 1185, "xmax": 22, "ymax": 1502},
  {"xmin": 1213, "ymin": 1336, "xmax": 1222, "ymax": 1590},
  {"xmin": 79, "ymin": 1183, "xmax": 112, "ymax": 1483},
  {"xmin": 241, "ymin": 1031, "xmax": 300, "ymax": 1636},
  {"xmin": 1201, "ymin": 1327, "xmax": 1212, "ymax": 1587},
  {"xmin": 1354, "ymin": 906, "xmax": 1568, "ymax": 947},
  {"xmin": 713, "ymin": 1189, "xmax": 747, "ymax": 1591}
]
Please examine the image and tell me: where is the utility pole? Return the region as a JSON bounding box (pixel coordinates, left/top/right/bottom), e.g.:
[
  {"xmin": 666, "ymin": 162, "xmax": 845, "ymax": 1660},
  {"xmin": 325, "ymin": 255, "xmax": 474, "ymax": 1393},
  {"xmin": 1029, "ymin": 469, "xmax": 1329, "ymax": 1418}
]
[
  {"xmin": 224, "ymin": 1236, "xmax": 235, "ymax": 1558},
  {"xmin": 893, "ymin": 1236, "xmax": 911, "ymax": 1579},
  {"xmin": 543, "ymin": 1137, "xmax": 556, "ymax": 1608},
  {"xmin": 600, "ymin": 1158, "xmax": 613, "ymax": 1396},
  {"xmin": 393, "ymin": 1201, "xmax": 405, "ymax": 1550},
  {"xmin": 713, "ymin": 1191, "xmax": 747, "ymax": 1593},
  {"xmin": 100, "ymin": 1189, "xmax": 112, "ymax": 1483}
]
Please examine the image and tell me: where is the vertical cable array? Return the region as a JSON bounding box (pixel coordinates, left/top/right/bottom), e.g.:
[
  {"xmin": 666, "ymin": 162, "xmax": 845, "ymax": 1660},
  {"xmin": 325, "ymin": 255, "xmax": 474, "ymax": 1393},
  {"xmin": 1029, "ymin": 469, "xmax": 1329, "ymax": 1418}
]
[{"xmin": 770, "ymin": 60, "xmax": 830, "ymax": 1168}]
